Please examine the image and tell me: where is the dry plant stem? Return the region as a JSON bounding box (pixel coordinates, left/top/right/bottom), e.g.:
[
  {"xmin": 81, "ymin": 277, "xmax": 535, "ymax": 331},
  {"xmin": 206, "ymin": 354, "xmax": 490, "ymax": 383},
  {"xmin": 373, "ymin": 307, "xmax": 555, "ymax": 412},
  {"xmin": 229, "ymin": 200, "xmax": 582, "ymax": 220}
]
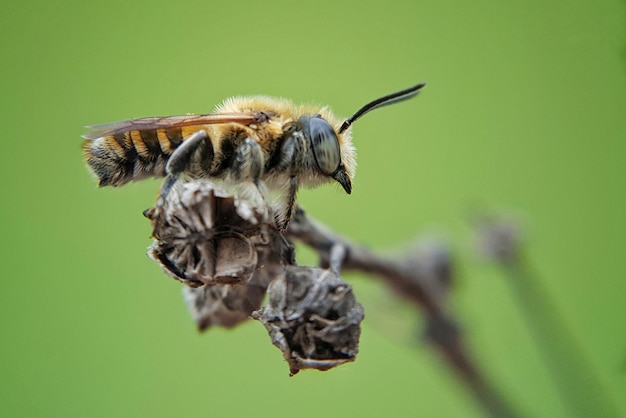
[
  {"xmin": 287, "ymin": 209, "xmax": 519, "ymax": 418},
  {"xmin": 477, "ymin": 216, "xmax": 619, "ymax": 417},
  {"xmin": 500, "ymin": 255, "xmax": 619, "ymax": 418}
]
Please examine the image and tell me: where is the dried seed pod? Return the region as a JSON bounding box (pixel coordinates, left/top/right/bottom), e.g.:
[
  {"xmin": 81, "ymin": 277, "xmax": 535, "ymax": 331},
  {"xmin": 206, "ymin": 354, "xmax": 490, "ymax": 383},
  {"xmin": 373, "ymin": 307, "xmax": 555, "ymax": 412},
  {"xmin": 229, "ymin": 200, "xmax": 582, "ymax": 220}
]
[
  {"xmin": 252, "ymin": 266, "xmax": 364, "ymax": 375},
  {"xmin": 145, "ymin": 181, "xmax": 271, "ymax": 287},
  {"xmin": 183, "ymin": 251, "xmax": 289, "ymax": 331},
  {"xmin": 474, "ymin": 215, "xmax": 522, "ymax": 264},
  {"xmin": 183, "ymin": 278, "xmax": 267, "ymax": 331}
]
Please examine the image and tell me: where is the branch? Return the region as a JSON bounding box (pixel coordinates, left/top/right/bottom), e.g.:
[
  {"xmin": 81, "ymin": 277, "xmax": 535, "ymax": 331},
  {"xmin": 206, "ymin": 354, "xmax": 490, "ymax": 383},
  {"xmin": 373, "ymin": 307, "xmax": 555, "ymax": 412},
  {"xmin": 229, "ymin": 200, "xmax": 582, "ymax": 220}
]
[
  {"xmin": 476, "ymin": 216, "xmax": 620, "ymax": 418},
  {"xmin": 287, "ymin": 208, "xmax": 520, "ymax": 418}
]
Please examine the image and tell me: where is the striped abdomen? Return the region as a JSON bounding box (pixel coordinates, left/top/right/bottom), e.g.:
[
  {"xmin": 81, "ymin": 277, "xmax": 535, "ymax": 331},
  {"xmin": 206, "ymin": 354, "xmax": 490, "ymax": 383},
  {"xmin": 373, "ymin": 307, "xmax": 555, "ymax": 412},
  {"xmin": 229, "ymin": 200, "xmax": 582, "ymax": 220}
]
[{"xmin": 83, "ymin": 127, "xmax": 190, "ymax": 187}]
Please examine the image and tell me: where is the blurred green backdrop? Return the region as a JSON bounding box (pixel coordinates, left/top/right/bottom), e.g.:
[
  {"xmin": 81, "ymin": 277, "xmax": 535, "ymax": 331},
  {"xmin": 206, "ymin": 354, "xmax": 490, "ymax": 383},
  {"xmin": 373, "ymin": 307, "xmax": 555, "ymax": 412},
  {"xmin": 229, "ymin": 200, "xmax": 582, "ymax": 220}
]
[{"xmin": 1, "ymin": 0, "xmax": 624, "ymax": 417}]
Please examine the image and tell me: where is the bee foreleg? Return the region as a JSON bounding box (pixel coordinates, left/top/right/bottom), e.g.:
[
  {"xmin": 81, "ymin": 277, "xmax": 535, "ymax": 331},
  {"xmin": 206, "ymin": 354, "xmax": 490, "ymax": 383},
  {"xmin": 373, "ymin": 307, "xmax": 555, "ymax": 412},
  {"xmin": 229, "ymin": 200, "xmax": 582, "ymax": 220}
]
[
  {"xmin": 276, "ymin": 175, "xmax": 298, "ymax": 232},
  {"xmin": 165, "ymin": 130, "xmax": 214, "ymax": 176}
]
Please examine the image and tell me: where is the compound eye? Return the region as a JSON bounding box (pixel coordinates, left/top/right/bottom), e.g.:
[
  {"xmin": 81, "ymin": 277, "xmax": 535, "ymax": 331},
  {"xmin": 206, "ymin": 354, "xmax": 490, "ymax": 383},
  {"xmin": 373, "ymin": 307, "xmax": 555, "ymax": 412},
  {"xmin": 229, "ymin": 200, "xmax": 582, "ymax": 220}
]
[{"xmin": 306, "ymin": 116, "xmax": 341, "ymax": 176}]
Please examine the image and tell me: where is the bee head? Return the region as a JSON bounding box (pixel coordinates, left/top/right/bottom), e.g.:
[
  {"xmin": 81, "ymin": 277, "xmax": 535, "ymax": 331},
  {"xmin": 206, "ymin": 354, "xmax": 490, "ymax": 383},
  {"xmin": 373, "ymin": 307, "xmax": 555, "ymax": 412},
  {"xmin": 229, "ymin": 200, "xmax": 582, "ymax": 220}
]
[
  {"xmin": 296, "ymin": 82, "xmax": 426, "ymax": 195},
  {"xmin": 300, "ymin": 115, "xmax": 352, "ymax": 194}
]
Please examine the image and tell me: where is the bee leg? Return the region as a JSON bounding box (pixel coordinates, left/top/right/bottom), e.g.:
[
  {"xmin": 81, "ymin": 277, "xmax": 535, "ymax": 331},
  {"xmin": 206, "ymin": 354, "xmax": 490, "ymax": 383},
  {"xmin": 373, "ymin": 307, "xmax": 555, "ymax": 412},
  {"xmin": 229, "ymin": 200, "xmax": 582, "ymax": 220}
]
[
  {"xmin": 158, "ymin": 130, "xmax": 214, "ymax": 201},
  {"xmin": 271, "ymin": 133, "xmax": 303, "ymax": 231},
  {"xmin": 277, "ymin": 175, "xmax": 298, "ymax": 232},
  {"xmin": 165, "ymin": 130, "xmax": 214, "ymax": 176},
  {"xmin": 233, "ymin": 138, "xmax": 264, "ymax": 183},
  {"xmin": 233, "ymin": 138, "xmax": 271, "ymax": 210},
  {"xmin": 158, "ymin": 173, "xmax": 180, "ymax": 201}
]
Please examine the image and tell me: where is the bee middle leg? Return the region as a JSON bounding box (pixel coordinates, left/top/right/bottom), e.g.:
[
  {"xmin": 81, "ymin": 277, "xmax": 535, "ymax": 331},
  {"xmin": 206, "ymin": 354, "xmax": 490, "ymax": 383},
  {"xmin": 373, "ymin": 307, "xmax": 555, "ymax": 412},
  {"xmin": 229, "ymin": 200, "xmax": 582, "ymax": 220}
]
[{"xmin": 232, "ymin": 138, "xmax": 272, "ymax": 212}]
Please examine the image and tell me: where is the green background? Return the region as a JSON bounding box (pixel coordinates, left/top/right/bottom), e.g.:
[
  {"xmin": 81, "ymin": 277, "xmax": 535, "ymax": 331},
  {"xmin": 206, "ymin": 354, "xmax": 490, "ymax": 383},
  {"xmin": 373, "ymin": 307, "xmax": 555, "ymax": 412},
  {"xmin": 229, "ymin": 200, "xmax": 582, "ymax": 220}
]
[{"xmin": 1, "ymin": 0, "xmax": 624, "ymax": 417}]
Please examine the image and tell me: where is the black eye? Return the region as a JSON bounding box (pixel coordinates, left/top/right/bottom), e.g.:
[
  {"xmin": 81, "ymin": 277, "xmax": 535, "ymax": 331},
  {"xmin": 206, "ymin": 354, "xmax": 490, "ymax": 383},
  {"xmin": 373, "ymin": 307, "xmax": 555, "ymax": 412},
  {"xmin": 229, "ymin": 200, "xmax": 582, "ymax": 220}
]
[{"xmin": 301, "ymin": 116, "xmax": 341, "ymax": 175}]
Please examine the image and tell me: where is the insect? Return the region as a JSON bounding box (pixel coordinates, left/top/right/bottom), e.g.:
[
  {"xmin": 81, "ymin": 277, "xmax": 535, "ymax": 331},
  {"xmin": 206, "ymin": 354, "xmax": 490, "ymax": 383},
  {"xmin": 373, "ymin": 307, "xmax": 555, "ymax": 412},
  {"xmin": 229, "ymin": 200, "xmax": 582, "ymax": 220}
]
[{"xmin": 83, "ymin": 83, "xmax": 426, "ymax": 228}]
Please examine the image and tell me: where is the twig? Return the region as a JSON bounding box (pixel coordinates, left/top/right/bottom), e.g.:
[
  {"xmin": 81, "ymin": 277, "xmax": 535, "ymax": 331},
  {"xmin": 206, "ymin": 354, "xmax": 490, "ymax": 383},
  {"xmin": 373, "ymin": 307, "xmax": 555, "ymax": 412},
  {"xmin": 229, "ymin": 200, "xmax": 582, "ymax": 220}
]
[
  {"xmin": 287, "ymin": 208, "xmax": 520, "ymax": 418},
  {"xmin": 476, "ymin": 217, "xmax": 620, "ymax": 418}
]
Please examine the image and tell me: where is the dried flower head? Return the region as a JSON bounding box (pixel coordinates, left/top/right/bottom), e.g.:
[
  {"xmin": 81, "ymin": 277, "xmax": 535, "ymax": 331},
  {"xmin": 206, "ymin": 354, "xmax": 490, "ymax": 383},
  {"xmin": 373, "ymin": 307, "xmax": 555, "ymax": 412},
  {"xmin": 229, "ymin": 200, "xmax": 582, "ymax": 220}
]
[
  {"xmin": 182, "ymin": 279, "xmax": 267, "ymax": 330},
  {"xmin": 252, "ymin": 266, "xmax": 364, "ymax": 375},
  {"xmin": 182, "ymin": 243, "xmax": 289, "ymax": 331},
  {"xmin": 144, "ymin": 181, "xmax": 272, "ymax": 287},
  {"xmin": 474, "ymin": 215, "xmax": 523, "ymax": 264},
  {"xmin": 144, "ymin": 178, "xmax": 364, "ymax": 373}
]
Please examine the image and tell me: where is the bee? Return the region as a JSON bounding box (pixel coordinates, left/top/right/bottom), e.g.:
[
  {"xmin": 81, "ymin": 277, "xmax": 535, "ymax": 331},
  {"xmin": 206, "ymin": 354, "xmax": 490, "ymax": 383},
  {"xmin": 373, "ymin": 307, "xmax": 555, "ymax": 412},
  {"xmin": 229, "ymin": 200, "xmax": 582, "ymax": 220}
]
[{"xmin": 83, "ymin": 83, "xmax": 426, "ymax": 228}]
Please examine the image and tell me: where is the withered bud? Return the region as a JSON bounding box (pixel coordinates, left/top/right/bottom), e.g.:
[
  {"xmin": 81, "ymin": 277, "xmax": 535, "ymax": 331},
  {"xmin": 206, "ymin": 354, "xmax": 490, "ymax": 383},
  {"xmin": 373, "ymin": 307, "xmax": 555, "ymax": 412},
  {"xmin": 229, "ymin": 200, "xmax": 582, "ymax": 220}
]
[
  {"xmin": 404, "ymin": 238, "xmax": 453, "ymax": 303},
  {"xmin": 252, "ymin": 266, "xmax": 364, "ymax": 376},
  {"xmin": 144, "ymin": 181, "xmax": 272, "ymax": 287},
  {"xmin": 183, "ymin": 279, "xmax": 267, "ymax": 331},
  {"xmin": 183, "ymin": 249, "xmax": 288, "ymax": 332},
  {"xmin": 474, "ymin": 215, "xmax": 523, "ymax": 264}
]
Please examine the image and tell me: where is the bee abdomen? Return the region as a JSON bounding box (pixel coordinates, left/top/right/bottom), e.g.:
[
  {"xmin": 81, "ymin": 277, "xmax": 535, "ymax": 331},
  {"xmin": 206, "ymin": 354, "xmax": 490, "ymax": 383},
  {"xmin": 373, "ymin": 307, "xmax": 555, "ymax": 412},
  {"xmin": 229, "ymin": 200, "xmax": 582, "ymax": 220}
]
[{"xmin": 83, "ymin": 128, "xmax": 184, "ymax": 187}]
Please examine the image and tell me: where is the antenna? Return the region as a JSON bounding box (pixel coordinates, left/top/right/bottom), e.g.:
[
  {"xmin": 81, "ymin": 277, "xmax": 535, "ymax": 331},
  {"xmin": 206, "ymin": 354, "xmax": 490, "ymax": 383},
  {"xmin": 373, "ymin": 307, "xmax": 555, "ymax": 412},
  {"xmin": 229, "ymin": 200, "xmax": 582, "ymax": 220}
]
[{"xmin": 339, "ymin": 82, "xmax": 426, "ymax": 134}]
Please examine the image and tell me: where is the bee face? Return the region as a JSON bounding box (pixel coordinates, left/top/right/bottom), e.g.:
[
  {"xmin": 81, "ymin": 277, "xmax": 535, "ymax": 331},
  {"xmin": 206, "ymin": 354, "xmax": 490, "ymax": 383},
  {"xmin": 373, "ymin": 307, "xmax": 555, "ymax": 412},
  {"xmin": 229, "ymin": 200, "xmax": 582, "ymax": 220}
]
[{"xmin": 293, "ymin": 115, "xmax": 353, "ymax": 194}]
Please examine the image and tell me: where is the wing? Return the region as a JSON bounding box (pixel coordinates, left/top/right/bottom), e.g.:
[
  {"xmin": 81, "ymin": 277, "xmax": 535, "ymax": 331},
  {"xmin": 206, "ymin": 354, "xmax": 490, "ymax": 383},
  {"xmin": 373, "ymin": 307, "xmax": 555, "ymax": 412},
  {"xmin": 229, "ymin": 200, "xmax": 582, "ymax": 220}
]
[{"xmin": 82, "ymin": 112, "xmax": 258, "ymax": 140}]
